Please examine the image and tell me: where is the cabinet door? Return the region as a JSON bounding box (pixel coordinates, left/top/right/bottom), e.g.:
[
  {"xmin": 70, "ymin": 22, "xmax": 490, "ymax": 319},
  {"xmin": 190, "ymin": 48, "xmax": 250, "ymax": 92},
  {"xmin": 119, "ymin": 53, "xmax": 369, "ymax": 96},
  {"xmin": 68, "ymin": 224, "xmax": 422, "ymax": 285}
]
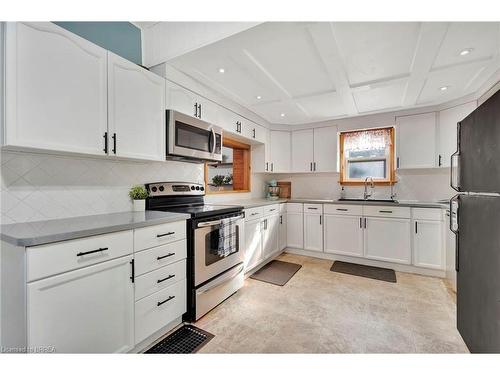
[
  {"xmin": 253, "ymin": 123, "xmax": 268, "ymax": 144},
  {"xmin": 396, "ymin": 112, "xmax": 436, "ymax": 169},
  {"xmin": 279, "ymin": 213, "xmax": 287, "ymax": 251},
  {"xmin": 263, "ymin": 215, "xmax": 279, "ymax": 259},
  {"xmin": 166, "ymin": 81, "xmax": 198, "ymax": 117},
  {"xmin": 291, "ymin": 129, "xmax": 314, "ymax": 172},
  {"xmin": 197, "ymin": 98, "xmax": 219, "ymax": 124},
  {"xmin": 364, "ymin": 217, "xmax": 411, "ymax": 264},
  {"xmin": 324, "ymin": 215, "xmax": 363, "ymax": 257},
  {"xmin": 4, "ymin": 22, "xmax": 107, "ymax": 155},
  {"xmin": 108, "ymin": 52, "xmax": 165, "ymax": 161},
  {"xmin": 313, "ymin": 126, "xmax": 338, "ymax": 172},
  {"xmin": 286, "ymin": 212, "xmax": 304, "ymax": 249},
  {"xmin": 27, "ymin": 255, "xmax": 134, "ymax": 353},
  {"xmin": 438, "ymin": 101, "xmax": 476, "ymax": 168},
  {"xmin": 413, "ymin": 220, "xmax": 444, "ymax": 269},
  {"xmin": 269, "ymin": 131, "xmax": 291, "ymax": 173},
  {"xmin": 244, "ymin": 218, "xmax": 262, "ymax": 271},
  {"xmin": 304, "ymin": 213, "xmax": 323, "ymax": 252}
]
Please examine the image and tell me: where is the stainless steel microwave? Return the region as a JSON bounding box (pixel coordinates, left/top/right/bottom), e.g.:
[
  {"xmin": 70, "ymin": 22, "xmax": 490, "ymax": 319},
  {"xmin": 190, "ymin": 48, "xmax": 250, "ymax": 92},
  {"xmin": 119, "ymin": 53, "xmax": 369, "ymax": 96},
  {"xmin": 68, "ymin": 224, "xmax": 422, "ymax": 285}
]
[{"xmin": 167, "ymin": 110, "xmax": 223, "ymax": 162}]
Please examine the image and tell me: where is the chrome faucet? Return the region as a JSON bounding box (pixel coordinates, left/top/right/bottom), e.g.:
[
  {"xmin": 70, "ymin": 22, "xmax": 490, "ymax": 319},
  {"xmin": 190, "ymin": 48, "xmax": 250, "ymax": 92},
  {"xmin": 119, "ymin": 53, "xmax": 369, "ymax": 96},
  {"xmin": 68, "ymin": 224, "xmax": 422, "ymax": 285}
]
[
  {"xmin": 363, "ymin": 176, "xmax": 374, "ymax": 200},
  {"xmin": 390, "ymin": 184, "xmax": 397, "ymax": 201}
]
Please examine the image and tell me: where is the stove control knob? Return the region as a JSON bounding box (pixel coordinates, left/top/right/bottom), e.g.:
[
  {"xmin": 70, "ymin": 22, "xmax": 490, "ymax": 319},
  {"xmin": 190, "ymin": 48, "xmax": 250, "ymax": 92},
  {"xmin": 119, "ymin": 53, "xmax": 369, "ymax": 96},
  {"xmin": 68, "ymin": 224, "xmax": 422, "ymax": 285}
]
[
  {"xmin": 191, "ymin": 186, "xmax": 195, "ymax": 190},
  {"xmin": 200, "ymin": 187, "xmax": 205, "ymax": 191},
  {"xmin": 159, "ymin": 186, "xmax": 164, "ymax": 192},
  {"xmin": 151, "ymin": 186, "xmax": 157, "ymax": 192},
  {"xmin": 195, "ymin": 186, "xmax": 200, "ymax": 190}
]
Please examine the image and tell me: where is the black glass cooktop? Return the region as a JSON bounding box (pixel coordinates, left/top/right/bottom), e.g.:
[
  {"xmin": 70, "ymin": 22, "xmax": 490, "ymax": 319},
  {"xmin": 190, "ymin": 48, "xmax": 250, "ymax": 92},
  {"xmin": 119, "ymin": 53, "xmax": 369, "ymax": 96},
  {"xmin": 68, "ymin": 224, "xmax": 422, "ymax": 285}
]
[{"xmin": 158, "ymin": 204, "xmax": 243, "ymax": 219}]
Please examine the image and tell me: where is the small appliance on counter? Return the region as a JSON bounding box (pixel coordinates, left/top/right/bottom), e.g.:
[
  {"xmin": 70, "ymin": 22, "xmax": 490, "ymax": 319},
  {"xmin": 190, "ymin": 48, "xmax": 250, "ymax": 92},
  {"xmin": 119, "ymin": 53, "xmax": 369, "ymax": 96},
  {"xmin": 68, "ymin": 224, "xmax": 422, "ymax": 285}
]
[{"xmin": 265, "ymin": 179, "xmax": 280, "ymax": 200}]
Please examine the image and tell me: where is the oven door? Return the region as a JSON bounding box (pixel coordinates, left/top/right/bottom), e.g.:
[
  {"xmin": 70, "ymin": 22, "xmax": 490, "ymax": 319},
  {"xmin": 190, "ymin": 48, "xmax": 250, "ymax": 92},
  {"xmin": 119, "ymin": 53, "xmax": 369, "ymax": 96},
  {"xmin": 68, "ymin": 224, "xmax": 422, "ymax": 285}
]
[
  {"xmin": 167, "ymin": 110, "xmax": 222, "ymax": 161},
  {"xmin": 194, "ymin": 214, "xmax": 244, "ymax": 286}
]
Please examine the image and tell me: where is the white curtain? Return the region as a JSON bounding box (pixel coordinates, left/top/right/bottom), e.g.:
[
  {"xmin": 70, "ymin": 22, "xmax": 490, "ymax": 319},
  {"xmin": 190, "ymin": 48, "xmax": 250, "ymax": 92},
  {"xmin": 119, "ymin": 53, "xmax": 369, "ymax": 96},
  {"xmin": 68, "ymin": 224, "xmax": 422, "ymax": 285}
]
[{"xmin": 343, "ymin": 128, "xmax": 392, "ymax": 152}]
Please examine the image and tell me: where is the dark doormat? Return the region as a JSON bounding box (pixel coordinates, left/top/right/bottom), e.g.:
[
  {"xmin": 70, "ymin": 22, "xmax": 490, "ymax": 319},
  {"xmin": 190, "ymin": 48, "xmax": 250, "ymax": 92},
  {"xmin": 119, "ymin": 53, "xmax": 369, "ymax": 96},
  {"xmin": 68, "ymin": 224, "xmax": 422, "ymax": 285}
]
[
  {"xmin": 330, "ymin": 261, "xmax": 397, "ymax": 283},
  {"xmin": 250, "ymin": 260, "xmax": 302, "ymax": 286},
  {"xmin": 144, "ymin": 324, "xmax": 214, "ymax": 354}
]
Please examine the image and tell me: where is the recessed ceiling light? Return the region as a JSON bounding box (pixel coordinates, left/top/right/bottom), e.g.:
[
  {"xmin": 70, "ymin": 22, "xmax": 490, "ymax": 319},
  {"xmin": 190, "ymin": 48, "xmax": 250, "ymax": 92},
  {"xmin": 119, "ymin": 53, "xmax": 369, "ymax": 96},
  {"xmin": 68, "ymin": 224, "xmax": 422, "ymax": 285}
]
[
  {"xmin": 280, "ymin": 113, "xmax": 285, "ymax": 117},
  {"xmin": 440, "ymin": 86, "xmax": 449, "ymax": 91},
  {"xmin": 218, "ymin": 68, "xmax": 225, "ymax": 73},
  {"xmin": 459, "ymin": 48, "xmax": 473, "ymax": 56},
  {"xmin": 256, "ymin": 95, "xmax": 262, "ymax": 100}
]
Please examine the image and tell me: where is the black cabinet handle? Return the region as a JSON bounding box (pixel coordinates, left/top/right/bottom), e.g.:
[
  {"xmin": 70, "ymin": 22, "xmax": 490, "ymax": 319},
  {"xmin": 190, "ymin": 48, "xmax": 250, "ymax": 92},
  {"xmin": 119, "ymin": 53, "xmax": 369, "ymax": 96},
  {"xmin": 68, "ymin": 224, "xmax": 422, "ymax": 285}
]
[
  {"xmin": 280, "ymin": 215, "xmax": 282, "ymax": 224},
  {"xmin": 157, "ymin": 274, "xmax": 175, "ymax": 284},
  {"xmin": 271, "ymin": 163, "xmax": 274, "ymax": 172},
  {"xmin": 310, "ymin": 162, "xmax": 313, "ymax": 171},
  {"xmin": 112, "ymin": 133, "xmax": 117, "ymax": 154},
  {"xmin": 415, "ymin": 221, "xmax": 418, "ymax": 234},
  {"xmin": 359, "ymin": 217, "xmax": 362, "ymax": 228},
  {"xmin": 157, "ymin": 252, "xmax": 175, "ymax": 260},
  {"xmin": 194, "ymin": 103, "xmax": 198, "ymax": 117},
  {"xmin": 198, "ymin": 103, "xmax": 202, "ymax": 118},
  {"xmin": 364, "ymin": 218, "xmax": 367, "ymax": 228},
  {"xmin": 253, "ymin": 128, "xmax": 256, "ymax": 138},
  {"xmin": 313, "ymin": 162, "xmax": 316, "ymax": 171},
  {"xmin": 103, "ymin": 132, "xmax": 108, "ymax": 153},
  {"xmin": 379, "ymin": 210, "xmax": 393, "ymax": 213},
  {"xmin": 319, "ymin": 215, "xmax": 322, "ymax": 225},
  {"xmin": 438, "ymin": 154, "xmax": 442, "ymax": 167},
  {"xmin": 397, "ymin": 157, "xmax": 400, "ymax": 168},
  {"xmin": 336, "ymin": 208, "xmax": 348, "ymax": 211},
  {"xmin": 251, "ymin": 212, "xmax": 259, "ymax": 216},
  {"xmin": 130, "ymin": 259, "xmax": 135, "ymax": 283},
  {"xmin": 77, "ymin": 247, "xmax": 108, "ymax": 257},
  {"xmin": 157, "ymin": 295, "xmax": 175, "ymax": 307},
  {"xmin": 156, "ymin": 231, "xmax": 175, "ymax": 238},
  {"xmin": 269, "ymin": 208, "xmax": 276, "ymax": 212},
  {"xmin": 265, "ymin": 162, "xmax": 269, "ymax": 171}
]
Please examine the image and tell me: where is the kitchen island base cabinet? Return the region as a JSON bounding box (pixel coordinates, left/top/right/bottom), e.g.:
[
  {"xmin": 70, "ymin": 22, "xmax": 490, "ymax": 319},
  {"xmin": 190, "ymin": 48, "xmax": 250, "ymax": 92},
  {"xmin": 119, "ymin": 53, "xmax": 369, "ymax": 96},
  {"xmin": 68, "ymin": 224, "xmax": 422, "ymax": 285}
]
[
  {"xmin": 27, "ymin": 255, "xmax": 134, "ymax": 353},
  {"xmin": 364, "ymin": 217, "xmax": 411, "ymax": 264},
  {"xmin": 324, "ymin": 215, "xmax": 363, "ymax": 257}
]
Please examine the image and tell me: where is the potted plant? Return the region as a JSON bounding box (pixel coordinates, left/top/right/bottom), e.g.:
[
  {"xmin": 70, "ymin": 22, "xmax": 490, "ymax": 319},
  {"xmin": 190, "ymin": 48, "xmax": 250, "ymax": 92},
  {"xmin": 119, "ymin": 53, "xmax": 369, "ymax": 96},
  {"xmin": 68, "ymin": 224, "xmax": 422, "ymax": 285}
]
[
  {"xmin": 129, "ymin": 185, "xmax": 148, "ymax": 211},
  {"xmin": 212, "ymin": 175, "xmax": 226, "ymax": 191}
]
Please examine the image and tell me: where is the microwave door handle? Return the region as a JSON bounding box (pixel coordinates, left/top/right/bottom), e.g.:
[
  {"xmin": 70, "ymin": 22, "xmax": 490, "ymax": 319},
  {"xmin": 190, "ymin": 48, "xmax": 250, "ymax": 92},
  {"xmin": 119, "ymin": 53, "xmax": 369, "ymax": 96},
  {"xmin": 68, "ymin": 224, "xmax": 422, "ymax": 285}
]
[{"xmin": 210, "ymin": 128, "xmax": 216, "ymax": 154}]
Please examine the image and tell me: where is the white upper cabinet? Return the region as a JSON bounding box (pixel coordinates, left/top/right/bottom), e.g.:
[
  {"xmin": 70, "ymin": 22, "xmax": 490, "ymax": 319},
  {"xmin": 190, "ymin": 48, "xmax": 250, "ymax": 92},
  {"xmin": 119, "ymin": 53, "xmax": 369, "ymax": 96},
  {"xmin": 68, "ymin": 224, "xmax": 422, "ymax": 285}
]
[
  {"xmin": 438, "ymin": 101, "xmax": 476, "ymax": 168},
  {"xmin": 269, "ymin": 131, "xmax": 291, "ymax": 173},
  {"xmin": 291, "ymin": 129, "xmax": 314, "ymax": 172},
  {"xmin": 313, "ymin": 126, "xmax": 338, "ymax": 172},
  {"xmin": 396, "ymin": 112, "xmax": 437, "ymax": 169},
  {"xmin": 107, "ymin": 52, "xmax": 165, "ymax": 161},
  {"xmin": 4, "ymin": 22, "xmax": 108, "ymax": 155},
  {"xmin": 165, "ymin": 80, "xmax": 200, "ymax": 118}
]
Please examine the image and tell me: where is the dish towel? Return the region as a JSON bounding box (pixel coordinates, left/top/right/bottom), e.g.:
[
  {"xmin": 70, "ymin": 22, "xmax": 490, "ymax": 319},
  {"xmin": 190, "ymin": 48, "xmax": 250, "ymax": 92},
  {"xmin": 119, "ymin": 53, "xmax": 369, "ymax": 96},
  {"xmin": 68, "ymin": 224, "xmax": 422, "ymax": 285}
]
[{"xmin": 217, "ymin": 217, "xmax": 238, "ymax": 257}]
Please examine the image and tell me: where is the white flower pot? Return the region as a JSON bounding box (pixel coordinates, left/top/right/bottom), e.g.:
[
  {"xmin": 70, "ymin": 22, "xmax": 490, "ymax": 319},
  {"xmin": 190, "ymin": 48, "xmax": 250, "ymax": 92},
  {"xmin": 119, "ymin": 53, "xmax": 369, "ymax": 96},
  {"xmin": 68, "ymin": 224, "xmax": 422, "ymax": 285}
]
[{"xmin": 133, "ymin": 199, "xmax": 145, "ymax": 211}]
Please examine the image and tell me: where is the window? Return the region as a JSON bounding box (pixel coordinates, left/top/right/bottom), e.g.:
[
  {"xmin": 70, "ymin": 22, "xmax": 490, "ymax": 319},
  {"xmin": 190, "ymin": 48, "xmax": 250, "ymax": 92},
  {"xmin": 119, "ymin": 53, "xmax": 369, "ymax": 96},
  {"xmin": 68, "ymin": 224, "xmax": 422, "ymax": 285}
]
[
  {"xmin": 339, "ymin": 127, "xmax": 396, "ymax": 185},
  {"xmin": 205, "ymin": 136, "xmax": 251, "ymax": 194}
]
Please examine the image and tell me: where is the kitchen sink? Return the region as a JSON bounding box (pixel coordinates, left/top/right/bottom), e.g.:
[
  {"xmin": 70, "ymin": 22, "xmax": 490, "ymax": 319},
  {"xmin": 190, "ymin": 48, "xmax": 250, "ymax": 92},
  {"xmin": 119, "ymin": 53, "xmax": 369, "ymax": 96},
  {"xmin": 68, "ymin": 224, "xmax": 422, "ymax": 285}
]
[{"xmin": 337, "ymin": 198, "xmax": 398, "ymax": 203}]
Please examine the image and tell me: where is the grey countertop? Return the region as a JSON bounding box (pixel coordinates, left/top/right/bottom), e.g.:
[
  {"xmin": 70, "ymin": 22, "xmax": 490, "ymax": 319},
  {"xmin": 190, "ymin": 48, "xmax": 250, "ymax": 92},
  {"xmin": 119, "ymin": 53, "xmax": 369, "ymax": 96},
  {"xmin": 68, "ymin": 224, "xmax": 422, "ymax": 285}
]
[
  {"xmin": 214, "ymin": 198, "xmax": 288, "ymax": 209},
  {"xmin": 0, "ymin": 211, "xmax": 191, "ymax": 247}
]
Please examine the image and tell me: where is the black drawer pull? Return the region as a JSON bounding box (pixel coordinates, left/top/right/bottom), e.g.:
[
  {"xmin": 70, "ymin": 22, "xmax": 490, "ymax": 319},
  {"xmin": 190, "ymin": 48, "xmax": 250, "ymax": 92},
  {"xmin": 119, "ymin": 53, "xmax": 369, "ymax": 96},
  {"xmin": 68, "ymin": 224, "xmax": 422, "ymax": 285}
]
[
  {"xmin": 156, "ymin": 231, "xmax": 175, "ymax": 238},
  {"xmin": 77, "ymin": 247, "xmax": 108, "ymax": 257},
  {"xmin": 336, "ymin": 208, "xmax": 348, "ymax": 211},
  {"xmin": 157, "ymin": 252, "xmax": 175, "ymax": 260},
  {"xmin": 308, "ymin": 207, "xmax": 318, "ymax": 210},
  {"xmin": 251, "ymin": 212, "xmax": 259, "ymax": 216},
  {"xmin": 157, "ymin": 274, "xmax": 175, "ymax": 284},
  {"xmin": 157, "ymin": 295, "xmax": 175, "ymax": 307},
  {"xmin": 269, "ymin": 208, "xmax": 276, "ymax": 211},
  {"xmin": 379, "ymin": 210, "xmax": 393, "ymax": 213}
]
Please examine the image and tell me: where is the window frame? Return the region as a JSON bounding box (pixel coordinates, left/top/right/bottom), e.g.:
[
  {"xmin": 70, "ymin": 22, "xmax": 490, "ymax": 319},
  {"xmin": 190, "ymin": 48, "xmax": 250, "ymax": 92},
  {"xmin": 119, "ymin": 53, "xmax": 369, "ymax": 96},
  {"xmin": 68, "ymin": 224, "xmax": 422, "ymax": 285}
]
[
  {"xmin": 204, "ymin": 135, "xmax": 251, "ymax": 194},
  {"xmin": 339, "ymin": 126, "xmax": 396, "ymax": 186}
]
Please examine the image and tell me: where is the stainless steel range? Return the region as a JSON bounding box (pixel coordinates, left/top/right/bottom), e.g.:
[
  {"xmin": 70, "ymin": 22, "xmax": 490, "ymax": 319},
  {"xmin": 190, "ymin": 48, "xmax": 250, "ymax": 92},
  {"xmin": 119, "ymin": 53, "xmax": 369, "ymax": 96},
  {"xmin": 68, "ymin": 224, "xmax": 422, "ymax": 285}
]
[{"xmin": 145, "ymin": 182, "xmax": 245, "ymax": 321}]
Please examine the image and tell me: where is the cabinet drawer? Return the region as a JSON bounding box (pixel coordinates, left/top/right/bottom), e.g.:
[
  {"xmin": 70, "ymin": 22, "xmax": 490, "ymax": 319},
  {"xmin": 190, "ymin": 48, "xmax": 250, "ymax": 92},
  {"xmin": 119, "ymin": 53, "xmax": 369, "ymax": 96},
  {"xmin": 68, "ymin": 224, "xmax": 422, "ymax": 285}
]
[
  {"xmin": 135, "ymin": 259, "xmax": 186, "ymax": 301},
  {"xmin": 304, "ymin": 203, "xmax": 323, "ymax": 214},
  {"xmin": 135, "ymin": 239, "xmax": 187, "ymax": 276},
  {"xmin": 134, "ymin": 221, "xmax": 186, "ymax": 251},
  {"xmin": 286, "ymin": 203, "xmax": 304, "ymax": 213},
  {"xmin": 363, "ymin": 205, "xmax": 410, "ymax": 219},
  {"xmin": 412, "ymin": 208, "xmax": 443, "ymax": 221},
  {"xmin": 135, "ymin": 279, "xmax": 186, "ymax": 344},
  {"xmin": 27, "ymin": 230, "xmax": 133, "ymax": 282},
  {"xmin": 264, "ymin": 204, "xmax": 280, "ymax": 216},
  {"xmin": 244, "ymin": 207, "xmax": 264, "ymax": 221},
  {"xmin": 324, "ymin": 204, "xmax": 363, "ymax": 216}
]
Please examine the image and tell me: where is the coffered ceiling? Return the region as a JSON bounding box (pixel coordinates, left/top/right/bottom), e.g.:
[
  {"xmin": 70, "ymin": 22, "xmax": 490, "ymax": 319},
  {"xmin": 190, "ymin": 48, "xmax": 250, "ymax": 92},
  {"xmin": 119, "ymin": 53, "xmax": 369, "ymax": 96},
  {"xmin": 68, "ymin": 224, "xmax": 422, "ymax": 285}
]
[{"xmin": 168, "ymin": 22, "xmax": 500, "ymax": 125}]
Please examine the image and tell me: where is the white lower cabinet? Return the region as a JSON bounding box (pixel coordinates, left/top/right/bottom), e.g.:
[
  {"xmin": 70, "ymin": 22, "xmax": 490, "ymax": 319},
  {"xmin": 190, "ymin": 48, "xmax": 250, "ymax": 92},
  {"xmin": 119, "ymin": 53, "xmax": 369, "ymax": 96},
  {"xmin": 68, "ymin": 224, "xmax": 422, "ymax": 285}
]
[
  {"xmin": 27, "ymin": 255, "xmax": 134, "ymax": 353},
  {"xmin": 304, "ymin": 213, "xmax": 323, "ymax": 252},
  {"xmin": 262, "ymin": 214, "xmax": 279, "ymax": 258},
  {"xmin": 364, "ymin": 217, "xmax": 411, "ymax": 264},
  {"xmin": 279, "ymin": 211, "xmax": 287, "ymax": 251},
  {"xmin": 286, "ymin": 212, "xmax": 304, "ymax": 249},
  {"xmin": 244, "ymin": 218, "xmax": 263, "ymax": 271},
  {"xmin": 413, "ymin": 220, "xmax": 444, "ymax": 269},
  {"xmin": 324, "ymin": 215, "xmax": 363, "ymax": 257}
]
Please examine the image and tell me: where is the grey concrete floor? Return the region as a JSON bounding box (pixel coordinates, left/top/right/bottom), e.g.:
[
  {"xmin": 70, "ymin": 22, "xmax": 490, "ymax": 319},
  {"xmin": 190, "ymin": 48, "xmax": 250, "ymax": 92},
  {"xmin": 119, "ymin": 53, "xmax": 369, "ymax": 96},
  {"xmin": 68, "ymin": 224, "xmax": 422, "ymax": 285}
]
[{"xmin": 197, "ymin": 253, "xmax": 468, "ymax": 353}]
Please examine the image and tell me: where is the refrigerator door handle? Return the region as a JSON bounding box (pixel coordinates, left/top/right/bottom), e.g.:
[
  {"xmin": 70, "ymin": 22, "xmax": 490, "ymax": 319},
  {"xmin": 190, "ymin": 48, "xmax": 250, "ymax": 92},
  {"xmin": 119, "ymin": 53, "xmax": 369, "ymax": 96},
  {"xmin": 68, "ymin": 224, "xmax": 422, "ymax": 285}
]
[
  {"xmin": 450, "ymin": 121, "xmax": 461, "ymax": 192},
  {"xmin": 449, "ymin": 194, "xmax": 460, "ymax": 272}
]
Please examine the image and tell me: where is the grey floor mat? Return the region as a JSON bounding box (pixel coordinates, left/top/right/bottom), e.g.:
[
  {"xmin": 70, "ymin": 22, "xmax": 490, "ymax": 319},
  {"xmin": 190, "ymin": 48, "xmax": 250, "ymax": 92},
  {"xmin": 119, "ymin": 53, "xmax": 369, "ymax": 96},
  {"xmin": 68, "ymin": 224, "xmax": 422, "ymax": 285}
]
[
  {"xmin": 250, "ymin": 260, "xmax": 302, "ymax": 286},
  {"xmin": 330, "ymin": 261, "xmax": 397, "ymax": 283}
]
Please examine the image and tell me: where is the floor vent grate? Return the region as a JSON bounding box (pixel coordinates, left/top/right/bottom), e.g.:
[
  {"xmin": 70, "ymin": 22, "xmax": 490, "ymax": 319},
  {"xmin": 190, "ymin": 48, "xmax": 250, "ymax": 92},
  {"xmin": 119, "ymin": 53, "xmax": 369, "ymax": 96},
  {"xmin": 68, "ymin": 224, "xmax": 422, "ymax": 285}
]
[{"xmin": 144, "ymin": 324, "xmax": 214, "ymax": 354}]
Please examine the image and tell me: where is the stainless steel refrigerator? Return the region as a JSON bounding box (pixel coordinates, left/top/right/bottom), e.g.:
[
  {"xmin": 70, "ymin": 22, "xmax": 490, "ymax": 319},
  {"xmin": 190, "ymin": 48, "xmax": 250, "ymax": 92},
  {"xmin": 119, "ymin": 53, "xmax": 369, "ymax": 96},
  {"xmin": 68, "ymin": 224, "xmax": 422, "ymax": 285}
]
[{"xmin": 449, "ymin": 89, "xmax": 500, "ymax": 353}]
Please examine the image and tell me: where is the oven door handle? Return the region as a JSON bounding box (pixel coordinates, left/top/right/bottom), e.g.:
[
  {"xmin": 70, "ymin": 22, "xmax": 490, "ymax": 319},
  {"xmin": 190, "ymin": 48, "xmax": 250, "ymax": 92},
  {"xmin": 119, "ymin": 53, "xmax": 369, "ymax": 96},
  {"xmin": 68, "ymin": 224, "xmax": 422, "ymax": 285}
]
[
  {"xmin": 196, "ymin": 263, "xmax": 244, "ymax": 295},
  {"xmin": 197, "ymin": 215, "xmax": 244, "ymax": 228}
]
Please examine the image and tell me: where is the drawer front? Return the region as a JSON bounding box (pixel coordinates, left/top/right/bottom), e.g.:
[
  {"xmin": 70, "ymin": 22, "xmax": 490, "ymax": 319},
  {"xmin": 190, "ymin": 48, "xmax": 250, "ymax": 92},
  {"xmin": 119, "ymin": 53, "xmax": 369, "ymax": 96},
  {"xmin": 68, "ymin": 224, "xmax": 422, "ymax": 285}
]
[
  {"xmin": 135, "ymin": 239, "xmax": 187, "ymax": 276},
  {"xmin": 363, "ymin": 205, "xmax": 411, "ymax": 219},
  {"xmin": 412, "ymin": 208, "xmax": 443, "ymax": 221},
  {"xmin": 244, "ymin": 207, "xmax": 264, "ymax": 221},
  {"xmin": 279, "ymin": 203, "xmax": 287, "ymax": 213},
  {"xmin": 135, "ymin": 259, "xmax": 186, "ymax": 301},
  {"xmin": 286, "ymin": 203, "xmax": 304, "ymax": 213},
  {"xmin": 135, "ymin": 279, "xmax": 186, "ymax": 344},
  {"xmin": 27, "ymin": 230, "xmax": 133, "ymax": 281},
  {"xmin": 324, "ymin": 204, "xmax": 363, "ymax": 216},
  {"xmin": 304, "ymin": 203, "xmax": 323, "ymax": 214},
  {"xmin": 264, "ymin": 204, "xmax": 280, "ymax": 216},
  {"xmin": 134, "ymin": 221, "xmax": 186, "ymax": 251}
]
